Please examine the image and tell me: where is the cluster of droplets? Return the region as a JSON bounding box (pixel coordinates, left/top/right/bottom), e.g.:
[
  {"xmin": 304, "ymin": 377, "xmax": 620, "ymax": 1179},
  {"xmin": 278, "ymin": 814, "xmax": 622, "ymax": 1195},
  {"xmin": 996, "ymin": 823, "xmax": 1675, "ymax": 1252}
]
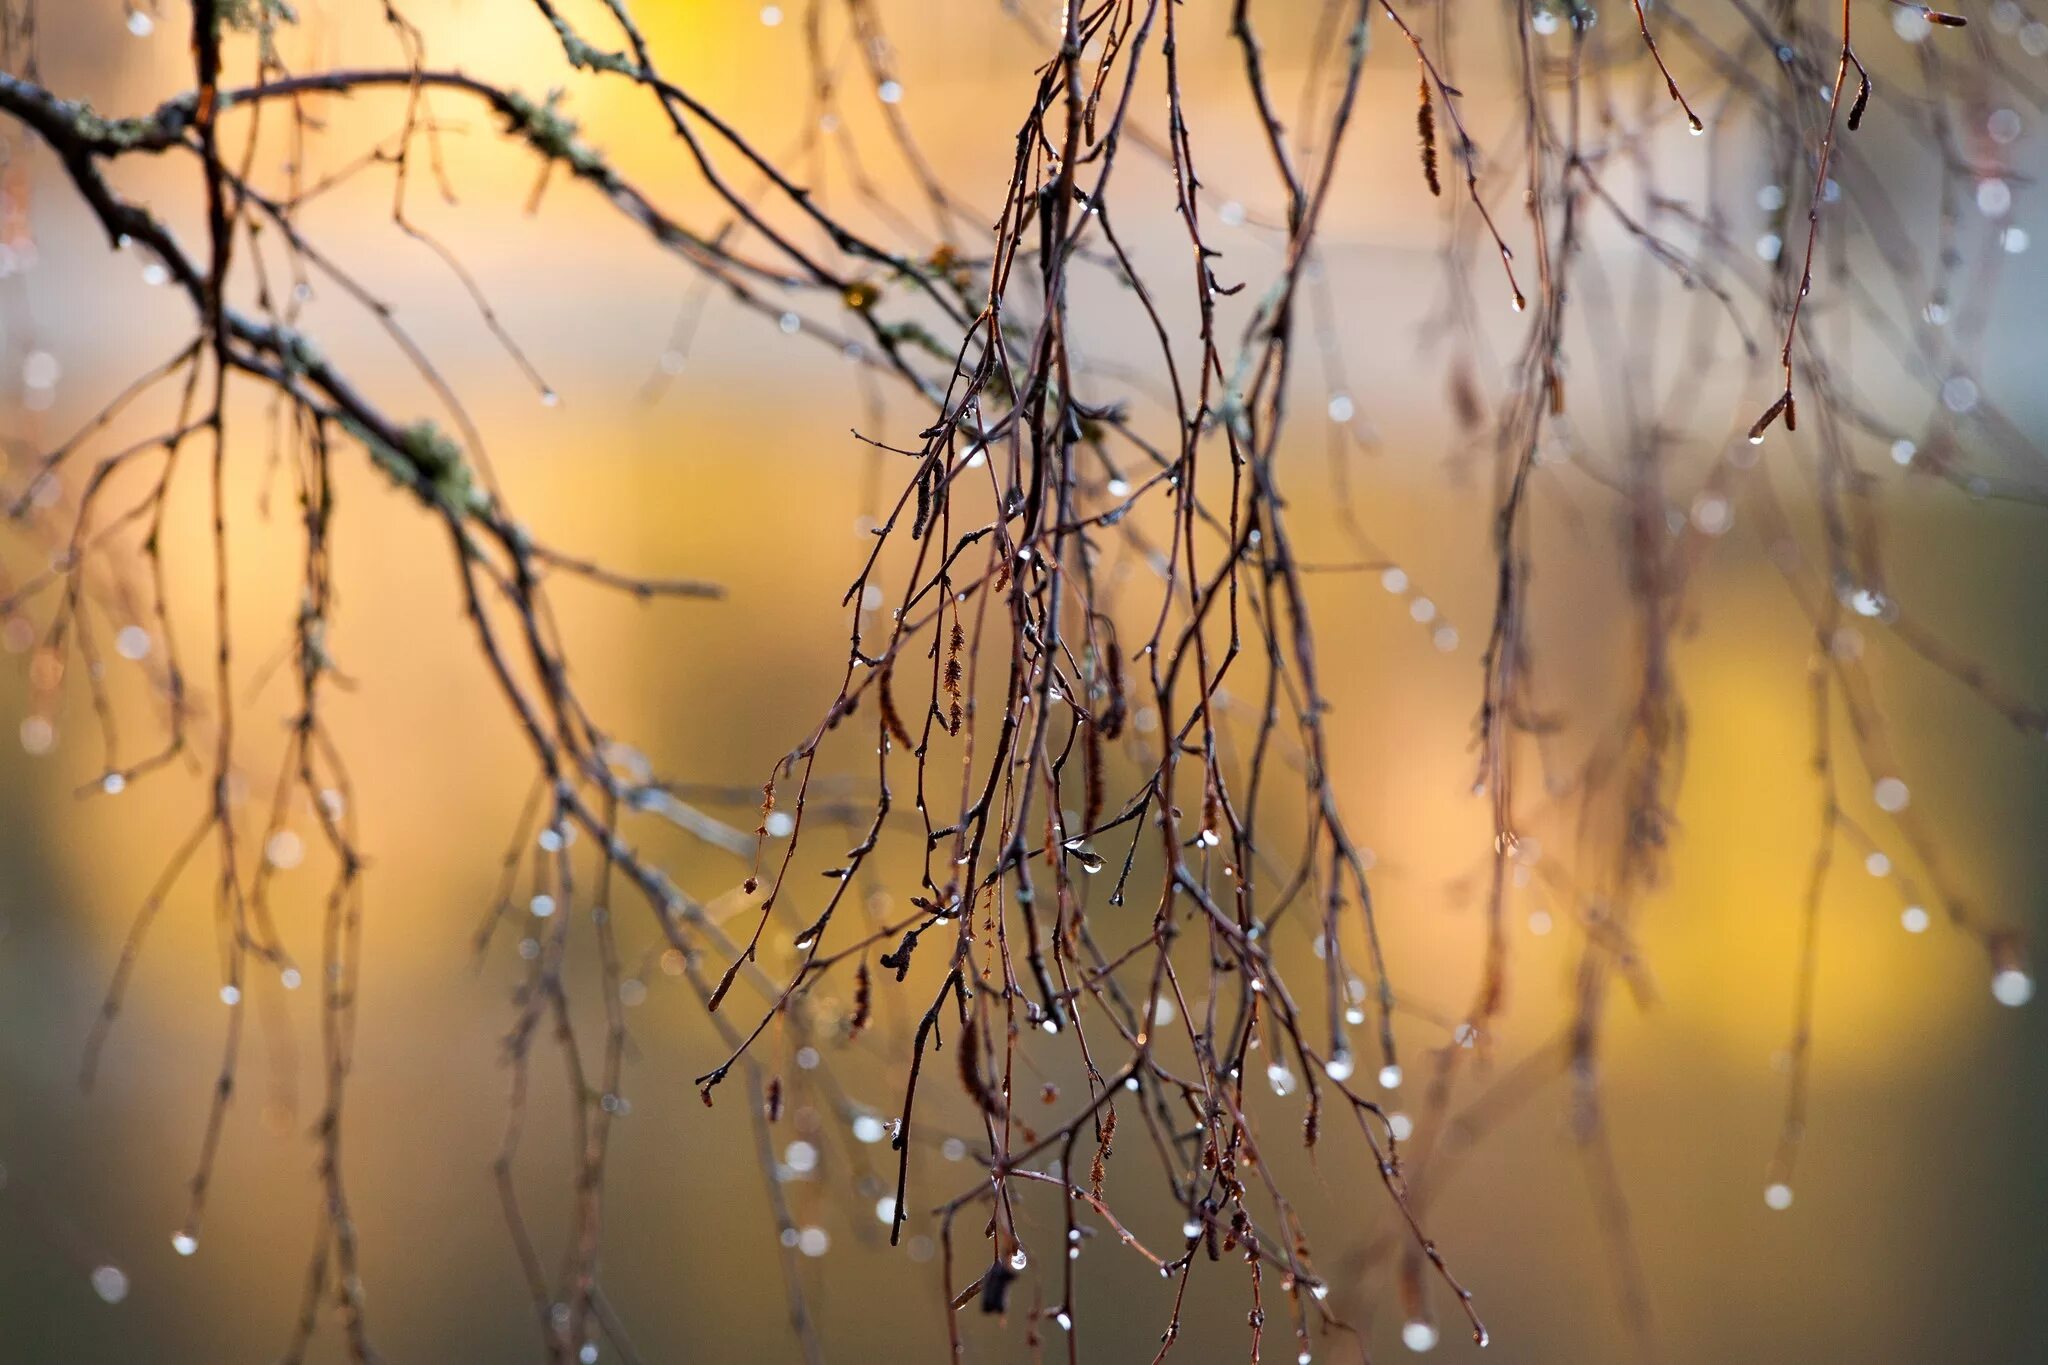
[{"xmin": 1377, "ymin": 565, "xmax": 1459, "ymax": 653}]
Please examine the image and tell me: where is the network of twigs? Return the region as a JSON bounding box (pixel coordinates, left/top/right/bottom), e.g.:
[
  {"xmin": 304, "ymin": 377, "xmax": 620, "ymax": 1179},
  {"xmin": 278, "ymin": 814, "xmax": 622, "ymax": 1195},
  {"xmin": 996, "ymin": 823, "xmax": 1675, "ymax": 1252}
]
[{"xmin": 0, "ymin": 0, "xmax": 2040, "ymax": 1361}]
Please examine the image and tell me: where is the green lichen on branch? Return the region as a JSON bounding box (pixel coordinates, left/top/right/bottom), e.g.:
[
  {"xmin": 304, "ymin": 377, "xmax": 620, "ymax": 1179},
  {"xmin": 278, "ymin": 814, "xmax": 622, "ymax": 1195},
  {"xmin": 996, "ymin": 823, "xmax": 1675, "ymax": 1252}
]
[
  {"xmin": 346, "ymin": 416, "xmax": 491, "ymax": 518},
  {"xmin": 502, "ymin": 89, "xmax": 605, "ymax": 178},
  {"xmin": 219, "ymin": 0, "xmax": 299, "ymax": 31},
  {"xmin": 543, "ymin": 20, "xmax": 638, "ymax": 78},
  {"xmin": 70, "ymin": 102, "xmax": 158, "ymax": 150}
]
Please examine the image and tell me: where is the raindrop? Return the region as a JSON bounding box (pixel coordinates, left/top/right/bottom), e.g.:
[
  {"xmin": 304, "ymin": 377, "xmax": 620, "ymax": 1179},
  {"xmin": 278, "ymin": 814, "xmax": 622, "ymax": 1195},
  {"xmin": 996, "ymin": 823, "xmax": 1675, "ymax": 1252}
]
[
  {"xmin": 1402, "ymin": 1319, "xmax": 1439, "ymax": 1352},
  {"xmin": 266, "ymin": 831, "xmax": 304, "ymax": 870},
  {"xmin": 126, "ymin": 8, "xmax": 154, "ymax": 38},
  {"xmin": 766, "ymin": 811, "xmax": 795, "ymax": 838},
  {"xmin": 1992, "ymin": 968, "xmax": 2034, "ymax": 1007},
  {"xmin": 852, "ymin": 1114, "xmax": 887, "ymax": 1144},
  {"xmin": 219, "ymin": 984, "xmax": 241, "ymax": 1006},
  {"xmin": 1266, "ymin": 1063, "xmax": 1298, "ymax": 1097},
  {"xmin": 115, "ymin": 626, "xmax": 151, "ymax": 660},
  {"xmin": 1388, "ymin": 1113, "xmax": 1414, "ymax": 1141},
  {"xmin": 760, "ymin": 3, "xmax": 784, "ymax": 24},
  {"xmin": 171, "ymin": 1231, "xmax": 198, "ymax": 1256},
  {"xmin": 877, "ymin": 80, "xmax": 904, "ymax": 105},
  {"xmin": 1325, "ymin": 1051, "xmax": 1354, "ymax": 1082},
  {"xmin": 1764, "ymin": 1182, "xmax": 1794, "ymax": 1210},
  {"xmin": 1378, "ymin": 1063, "xmax": 1403, "ymax": 1090},
  {"xmin": 1873, "ymin": 777, "xmax": 1910, "ymax": 813},
  {"xmin": 1327, "ymin": 393, "xmax": 1355, "ymax": 423},
  {"xmin": 1901, "ymin": 906, "xmax": 1930, "ymax": 934},
  {"xmin": 102, "ymin": 773, "xmax": 126, "ymax": 796},
  {"xmin": 1380, "ymin": 567, "xmax": 1409, "ymax": 594},
  {"xmin": 530, "ymin": 894, "xmax": 557, "ymax": 918},
  {"xmin": 798, "ymin": 1226, "xmax": 829, "ymax": 1257},
  {"xmin": 92, "ymin": 1265, "xmax": 130, "ymax": 1302},
  {"xmin": 19, "ymin": 717, "xmax": 54, "ymax": 756}
]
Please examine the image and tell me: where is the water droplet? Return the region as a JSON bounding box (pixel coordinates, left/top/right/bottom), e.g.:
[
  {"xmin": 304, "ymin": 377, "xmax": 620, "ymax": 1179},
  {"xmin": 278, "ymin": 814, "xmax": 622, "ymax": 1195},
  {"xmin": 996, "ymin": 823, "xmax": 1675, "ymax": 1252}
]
[
  {"xmin": 115, "ymin": 626, "xmax": 151, "ymax": 661},
  {"xmin": 540, "ymin": 388, "xmax": 559, "ymax": 407},
  {"xmin": 1872, "ymin": 777, "xmax": 1910, "ymax": 812},
  {"xmin": 126, "ymin": 8, "xmax": 154, "ymax": 37},
  {"xmin": 1389, "ymin": 1113, "xmax": 1414, "ymax": 1141},
  {"xmin": 1009, "ymin": 1248, "xmax": 1029, "ymax": 1270},
  {"xmin": 265, "ymin": 830, "xmax": 304, "ymax": 870},
  {"xmin": 1992, "ymin": 968, "xmax": 2034, "ymax": 1007},
  {"xmin": 852, "ymin": 1114, "xmax": 886, "ymax": 1144},
  {"xmin": 1325, "ymin": 1050, "xmax": 1354, "ymax": 1082},
  {"xmin": 877, "ymin": 79, "xmax": 904, "ymax": 105},
  {"xmin": 1976, "ymin": 178, "xmax": 2014, "ymax": 218},
  {"xmin": 798, "ymin": 1226, "xmax": 829, "ymax": 1257},
  {"xmin": 19, "ymin": 716, "xmax": 54, "ymax": 756},
  {"xmin": 875, "ymin": 1196, "xmax": 897, "ymax": 1224},
  {"xmin": 102, "ymin": 773, "xmax": 127, "ymax": 796},
  {"xmin": 280, "ymin": 966, "xmax": 303, "ymax": 990},
  {"xmin": 92, "ymin": 1265, "xmax": 129, "ymax": 1301},
  {"xmin": 1378, "ymin": 1063, "xmax": 1403, "ymax": 1090},
  {"xmin": 1763, "ymin": 1182, "xmax": 1794, "ymax": 1210},
  {"xmin": 765, "ymin": 811, "xmax": 795, "ymax": 838},
  {"xmin": 1901, "ymin": 906, "xmax": 1930, "ymax": 934},
  {"xmin": 530, "ymin": 894, "xmax": 557, "ymax": 918},
  {"xmin": 170, "ymin": 1231, "xmax": 198, "ymax": 1256},
  {"xmin": 760, "ymin": 3, "xmax": 783, "ymax": 24},
  {"xmin": 1381, "ymin": 567, "xmax": 1409, "ymax": 594},
  {"xmin": 219, "ymin": 984, "xmax": 241, "ymax": 1006},
  {"xmin": 1402, "ymin": 1319, "xmax": 1439, "ymax": 1352},
  {"xmin": 1865, "ymin": 851, "xmax": 1891, "ymax": 878},
  {"xmin": 1327, "ymin": 393, "xmax": 1355, "ymax": 423}
]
